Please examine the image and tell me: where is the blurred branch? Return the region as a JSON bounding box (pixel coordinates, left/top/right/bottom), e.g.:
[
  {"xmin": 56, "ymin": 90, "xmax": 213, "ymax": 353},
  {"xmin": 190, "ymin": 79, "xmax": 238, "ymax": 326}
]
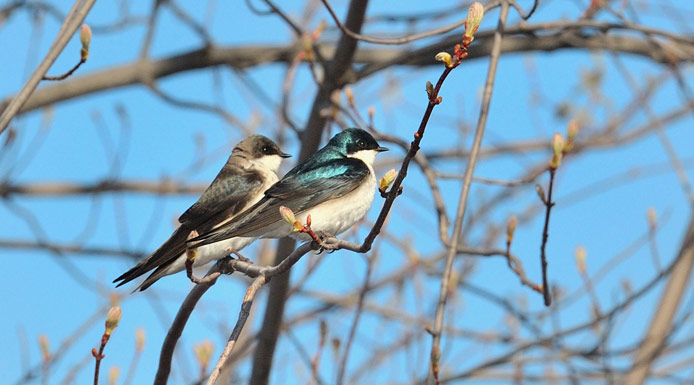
[
  {"xmin": 428, "ymin": 2, "xmax": 508, "ymax": 383},
  {"xmin": 154, "ymin": 262, "xmax": 227, "ymax": 385},
  {"xmin": 205, "ymin": 243, "xmax": 314, "ymax": 384},
  {"xmin": 624, "ymin": 217, "xmax": 694, "ymax": 385},
  {"xmin": 539, "ymin": 167, "xmax": 557, "ymax": 306},
  {"xmin": 3, "ymin": 22, "xmax": 693, "ymax": 119},
  {"xmin": 206, "ymin": 276, "xmax": 266, "ymax": 385},
  {"xmin": 439, "ymin": 247, "xmax": 686, "ymax": 383},
  {"xmin": 0, "ymin": 179, "xmax": 207, "ymax": 196},
  {"xmin": 320, "ymin": 0, "xmax": 469, "ymax": 45},
  {"xmin": 13, "ymin": 305, "xmax": 109, "ymax": 385},
  {"xmin": 0, "ymin": 0, "xmax": 96, "ymax": 135},
  {"xmin": 250, "ymin": 0, "xmax": 370, "ymax": 383},
  {"xmin": 336, "ymin": 255, "xmax": 373, "ymax": 385},
  {"xmin": 0, "ymin": 239, "xmax": 141, "ymax": 260}
]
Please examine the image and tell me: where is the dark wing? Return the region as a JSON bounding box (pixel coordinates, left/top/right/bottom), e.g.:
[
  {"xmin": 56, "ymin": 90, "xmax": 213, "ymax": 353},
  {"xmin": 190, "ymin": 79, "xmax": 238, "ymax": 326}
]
[
  {"xmin": 190, "ymin": 158, "xmax": 369, "ymax": 248},
  {"xmin": 113, "ymin": 224, "xmax": 191, "ymax": 290},
  {"xmin": 179, "ymin": 164, "xmax": 265, "ymax": 228},
  {"xmin": 113, "ymin": 165, "xmax": 265, "ymax": 289}
]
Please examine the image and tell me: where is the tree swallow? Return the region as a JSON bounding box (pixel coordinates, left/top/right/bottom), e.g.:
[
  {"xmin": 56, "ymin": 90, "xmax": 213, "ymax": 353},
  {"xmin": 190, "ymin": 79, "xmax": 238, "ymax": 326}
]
[
  {"xmin": 189, "ymin": 128, "xmax": 388, "ymax": 248},
  {"xmin": 113, "ymin": 135, "xmax": 291, "ymax": 291}
]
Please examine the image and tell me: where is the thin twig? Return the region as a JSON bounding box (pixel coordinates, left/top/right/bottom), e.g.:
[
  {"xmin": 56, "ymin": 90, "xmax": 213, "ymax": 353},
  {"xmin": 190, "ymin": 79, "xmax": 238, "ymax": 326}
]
[
  {"xmin": 91, "ymin": 343, "xmax": 104, "ymax": 385},
  {"xmin": 5, "ymin": 23, "xmax": 693, "ymax": 118},
  {"xmin": 204, "ymin": 243, "xmax": 314, "ymax": 384},
  {"xmin": 320, "ymin": 0, "xmax": 473, "ymax": 45},
  {"xmin": 205, "ymin": 275, "xmax": 266, "ymax": 385},
  {"xmin": 336, "ymin": 255, "xmax": 374, "ymax": 385},
  {"xmin": 427, "ymin": 2, "xmax": 509, "ymax": 384},
  {"xmin": 155, "ymin": 242, "xmax": 313, "ymax": 384},
  {"xmin": 154, "ymin": 264, "xmax": 223, "ymax": 385},
  {"xmin": 121, "ymin": 340, "xmax": 142, "ymax": 385},
  {"xmin": 42, "ymin": 58, "xmax": 87, "ymax": 81},
  {"xmin": 438, "ymin": 248, "xmax": 686, "ymax": 383},
  {"xmin": 539, "ymin": 167, "xmax": 556, "ymax": 306},
  {"xmin": 0, "ymin": 0, "xmax": 97, "ymax": 134},
  {"xmin": 249, "ymin": 1, "xmax": 370, "ymax": 382},
  {"xmin": 624, "ymin": 217, "xmax": 694, "ymax": 384},
  {"xmin": 307, "ymin": 321, "xmax": 327, "ymax": 385}
]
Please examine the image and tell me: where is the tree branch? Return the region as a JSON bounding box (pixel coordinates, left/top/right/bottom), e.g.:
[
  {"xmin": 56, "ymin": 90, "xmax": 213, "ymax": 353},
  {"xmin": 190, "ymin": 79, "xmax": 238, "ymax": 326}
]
[
  {"xmin": 0, "ymin": 0, "xmax": 96, "ymax": 134},
  {"xmin": 623, "ymin": 216, "xmax": 694, "ymax": 385},
  {"xmin": 249, "ymin": 1, "xmax": 371, "ymax": 383},
  {"xmin": 4, "ymin": 23, "xmax": 693, "ymax": 119},
  {"xmin": 427, "ymin": 2, "xmax": 508, "ymax": 384}
]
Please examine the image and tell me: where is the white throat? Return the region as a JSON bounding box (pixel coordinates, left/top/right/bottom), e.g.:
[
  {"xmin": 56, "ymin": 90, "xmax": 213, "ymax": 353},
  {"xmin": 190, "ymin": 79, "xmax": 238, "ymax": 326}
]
[
  {"xmin": 347, "ymin": 149, "xmax": 378, "ymax": 168},
  {"xmin": 249, "ymin": 154, "xmax": 283, "ymax": 173}
]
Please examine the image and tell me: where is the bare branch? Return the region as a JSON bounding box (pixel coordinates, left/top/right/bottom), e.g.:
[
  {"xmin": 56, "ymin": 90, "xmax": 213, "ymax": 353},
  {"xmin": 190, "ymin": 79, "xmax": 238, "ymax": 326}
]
[
  {"xmin": 0, "ymin": 0, "xmax": 97, "ymax": 134},
  {"xmin": 4, "ymin": 22, "xmax": 693, "ymax": 119},
  {"xmin": 624, "ymin": 217, "xmax": 694, "ymax": 385},
  {"xmin": 428, "ymin": 3, "xmax": 508, "ymax": 383}
]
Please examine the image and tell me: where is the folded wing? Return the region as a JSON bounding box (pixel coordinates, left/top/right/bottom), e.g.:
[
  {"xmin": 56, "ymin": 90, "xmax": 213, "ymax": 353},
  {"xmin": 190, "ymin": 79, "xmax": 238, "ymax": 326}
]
[
  {"xmin": 190, "ymin": 158, "xmax": 369, "ymax": 248},
  {"xmin": 113, "ymin": 167, "xmax": 265, "ymax": 288}
]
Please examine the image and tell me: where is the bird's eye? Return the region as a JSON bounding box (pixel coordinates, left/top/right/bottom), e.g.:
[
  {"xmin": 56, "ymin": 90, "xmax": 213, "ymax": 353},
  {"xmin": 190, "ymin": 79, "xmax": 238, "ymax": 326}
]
[
  {"xmin": 261, "ymin": 145, "xmax": 271, "ymax": 154},
  {"xmin": 356, "ymin": 139, "xmax": 366, "ymax": 148}
]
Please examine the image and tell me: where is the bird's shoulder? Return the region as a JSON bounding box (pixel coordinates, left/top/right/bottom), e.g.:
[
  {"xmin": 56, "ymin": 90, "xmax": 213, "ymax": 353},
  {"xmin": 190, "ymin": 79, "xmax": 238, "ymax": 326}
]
[
  {"xmin": 178, "ymin": 162, "xmax": 266, "ymax": 225},
  {"xmin": 267, "ymin": 155, "xmax": 369, "ymax": 198}
]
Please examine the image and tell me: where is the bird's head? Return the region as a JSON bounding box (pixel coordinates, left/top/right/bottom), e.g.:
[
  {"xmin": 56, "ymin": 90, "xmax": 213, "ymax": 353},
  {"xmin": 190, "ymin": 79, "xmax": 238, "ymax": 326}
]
[
  {"xmin": 329, "ymin": 128, "xmax": 388, "ymax": 166},
  {"xmin": 234, "ymin": 135, "xmax": 291, "ymax": 172}
]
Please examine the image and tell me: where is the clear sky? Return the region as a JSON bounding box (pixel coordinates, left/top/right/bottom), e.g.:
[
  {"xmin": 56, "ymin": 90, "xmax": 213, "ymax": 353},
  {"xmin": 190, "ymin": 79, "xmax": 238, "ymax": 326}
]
[{"xmin": 1, "ymin": 1, "xmax": 693, "ymax": 384}]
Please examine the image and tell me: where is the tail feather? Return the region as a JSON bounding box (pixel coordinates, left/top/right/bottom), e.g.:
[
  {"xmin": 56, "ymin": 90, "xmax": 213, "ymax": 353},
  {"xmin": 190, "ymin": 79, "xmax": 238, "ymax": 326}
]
[
  {"xmin": 113, "ymin": 226, "xmax": 190, "ymax": 289},
  {"xmin": 133, "ymin": 261, "xmax": 177, "ymax": 291}
]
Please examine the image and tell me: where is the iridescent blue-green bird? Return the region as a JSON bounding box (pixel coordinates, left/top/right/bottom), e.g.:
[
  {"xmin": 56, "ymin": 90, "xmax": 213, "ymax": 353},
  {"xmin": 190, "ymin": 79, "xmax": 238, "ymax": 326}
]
[{"xmin": 189, "ymin": 128, "xmax": 387, "ymax": 247}]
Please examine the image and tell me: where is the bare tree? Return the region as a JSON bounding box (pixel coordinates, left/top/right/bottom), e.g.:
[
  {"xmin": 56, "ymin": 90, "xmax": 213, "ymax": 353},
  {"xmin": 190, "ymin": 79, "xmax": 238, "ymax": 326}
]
[{"xmin": 2, "ymin": 1, "xmax": 693, "ymax": 385}]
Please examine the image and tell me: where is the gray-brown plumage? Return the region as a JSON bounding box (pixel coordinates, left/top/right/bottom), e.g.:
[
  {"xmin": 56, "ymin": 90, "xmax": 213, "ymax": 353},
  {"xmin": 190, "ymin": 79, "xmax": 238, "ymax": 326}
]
[{"xmin": 113, "ymin": 135, "xmax": 290, "ymax": 291}]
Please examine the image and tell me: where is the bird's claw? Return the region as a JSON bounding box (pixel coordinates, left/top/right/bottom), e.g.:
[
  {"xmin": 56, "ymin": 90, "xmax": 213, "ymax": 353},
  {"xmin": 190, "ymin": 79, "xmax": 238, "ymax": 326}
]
[{"xmin": 226, "ymin": 248, "xmax": 251, "ymax": 263}]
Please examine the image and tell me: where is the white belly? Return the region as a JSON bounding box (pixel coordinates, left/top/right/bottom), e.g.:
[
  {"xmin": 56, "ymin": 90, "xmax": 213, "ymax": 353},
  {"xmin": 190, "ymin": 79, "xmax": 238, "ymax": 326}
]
[
  {"xmin": 157, "ymin": 236, "xmax": 255, "ymax": 277},
  {"xmin": 290, "ymin": 173, "xmax": 377, "ymax": 241}
]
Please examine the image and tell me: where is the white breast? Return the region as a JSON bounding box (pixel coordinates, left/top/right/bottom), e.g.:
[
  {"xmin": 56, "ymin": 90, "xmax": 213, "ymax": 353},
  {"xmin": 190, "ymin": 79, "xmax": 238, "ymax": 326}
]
[{"xmin": 291, "ymin": 158, "xmax": 378, "ymax": 240}]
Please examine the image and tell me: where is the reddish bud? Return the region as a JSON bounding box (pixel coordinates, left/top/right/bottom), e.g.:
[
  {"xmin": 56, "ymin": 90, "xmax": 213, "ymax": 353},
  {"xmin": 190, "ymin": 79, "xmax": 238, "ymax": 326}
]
[
  {"xmin": 565, "ymin": 119, "xmax": 579, "ymax": 151},
  {"xmin": 319, "ymin": 320, "xmax": 328, "ymax": 342}
]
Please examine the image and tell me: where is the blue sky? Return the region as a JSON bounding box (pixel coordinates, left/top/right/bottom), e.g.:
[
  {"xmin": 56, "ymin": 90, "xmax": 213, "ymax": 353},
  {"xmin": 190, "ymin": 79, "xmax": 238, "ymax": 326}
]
[{"xmin": 1, "ymin": 1, "xmax": 693, "ymax": 384}]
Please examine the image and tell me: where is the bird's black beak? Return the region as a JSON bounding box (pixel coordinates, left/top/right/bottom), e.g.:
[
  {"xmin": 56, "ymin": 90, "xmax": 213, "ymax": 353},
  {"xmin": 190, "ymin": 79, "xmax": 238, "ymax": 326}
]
[
  {"xmin": 376, "ymin": 146, "xmax": 389, "ymax": 152},
  {"xmin": 279, "ymin": 152, "xmax": 292, "ymax": 158}
]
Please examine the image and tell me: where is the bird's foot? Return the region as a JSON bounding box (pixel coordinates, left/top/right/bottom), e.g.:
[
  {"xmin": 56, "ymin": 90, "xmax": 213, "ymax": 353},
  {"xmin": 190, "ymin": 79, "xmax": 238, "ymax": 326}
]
[
  {"xmin": 312, "ymin": 231, "xmax": 339, "ymax": 253},
  {"xmin": 184, "ymin": 258, "xmax": 206, "ymax": 284},
  {"xmin": 226, "ymin": 248, "xmax": 251, "ymax": 263}
]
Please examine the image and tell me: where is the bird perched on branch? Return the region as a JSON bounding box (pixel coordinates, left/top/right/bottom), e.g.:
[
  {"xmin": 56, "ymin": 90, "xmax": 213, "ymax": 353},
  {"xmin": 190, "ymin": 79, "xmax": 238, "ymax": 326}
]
[
  {"xmin": 113, "ymin": 135, "xmax": 290, "ymax": 291},
  {"xmin": 189, "ymin": 128, "xmax": 387, "ymax": 247}
]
